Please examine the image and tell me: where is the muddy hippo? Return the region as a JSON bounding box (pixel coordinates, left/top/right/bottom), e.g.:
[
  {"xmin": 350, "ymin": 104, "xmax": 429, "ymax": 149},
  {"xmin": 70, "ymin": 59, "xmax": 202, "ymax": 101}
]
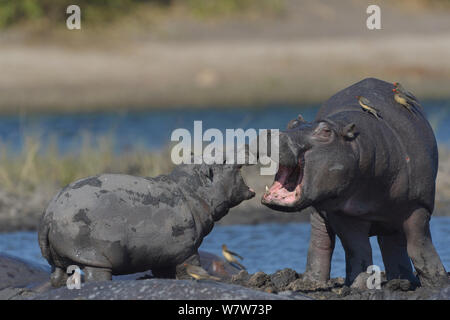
[
  {"xmin": 38, "ymin": 163, "xmax": 255, "ymax": 287},
  {"xmin": 262, "ymin": 78, "xmax": 448, "ymax": 287}
]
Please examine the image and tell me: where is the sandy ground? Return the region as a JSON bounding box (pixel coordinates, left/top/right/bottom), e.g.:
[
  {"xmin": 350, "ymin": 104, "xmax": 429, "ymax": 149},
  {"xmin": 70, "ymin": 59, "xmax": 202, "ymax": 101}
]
[{"xmin": 0, "ymin": 0, "xmax": 450, "ymax": 113}]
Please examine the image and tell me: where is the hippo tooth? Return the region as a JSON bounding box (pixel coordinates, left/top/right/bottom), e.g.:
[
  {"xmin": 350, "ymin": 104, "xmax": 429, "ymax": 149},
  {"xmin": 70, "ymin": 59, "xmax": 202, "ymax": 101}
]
[{"xmin": 265, "ymin": 185, "xmax": 269, "ymax": 192}]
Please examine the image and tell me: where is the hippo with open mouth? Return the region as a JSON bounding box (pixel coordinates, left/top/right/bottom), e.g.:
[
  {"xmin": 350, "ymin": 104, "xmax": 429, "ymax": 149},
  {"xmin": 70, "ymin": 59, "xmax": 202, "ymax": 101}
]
[
  {"xmin": 262, "ymin": 78, "xmax": 448, "ymax": 287},
  {"xmin": 38, "ymin": 162, "xmax": 254, "ymax": 287}
]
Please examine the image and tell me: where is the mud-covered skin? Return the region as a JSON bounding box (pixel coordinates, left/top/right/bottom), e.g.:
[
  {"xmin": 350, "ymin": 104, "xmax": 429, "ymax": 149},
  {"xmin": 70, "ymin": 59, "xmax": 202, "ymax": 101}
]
[
  {"xmin": 262, "ymin": 78, "xmax": 448, "ymax": 288},
  {"xmin": 38, "ymin": 164, "xmax": 254, "ymax": 287}
]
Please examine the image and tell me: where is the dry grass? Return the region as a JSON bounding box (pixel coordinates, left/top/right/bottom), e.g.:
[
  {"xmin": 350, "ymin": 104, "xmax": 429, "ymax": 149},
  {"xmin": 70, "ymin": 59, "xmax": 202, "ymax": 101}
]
[
  {"xmin": 0, "ymin": 133, "xmax": 174, "ymax": 196},
  {"xmin": 2, "ymin": 133, "xmax": 450, "ymax": 206}
]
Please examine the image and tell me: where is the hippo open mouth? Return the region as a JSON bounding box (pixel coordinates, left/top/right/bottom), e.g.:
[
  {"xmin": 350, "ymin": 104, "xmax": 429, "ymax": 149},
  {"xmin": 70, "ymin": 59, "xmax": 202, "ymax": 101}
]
[{"xmin": 262, "ymin": 157, "xmax": 304, "ymax": 208}]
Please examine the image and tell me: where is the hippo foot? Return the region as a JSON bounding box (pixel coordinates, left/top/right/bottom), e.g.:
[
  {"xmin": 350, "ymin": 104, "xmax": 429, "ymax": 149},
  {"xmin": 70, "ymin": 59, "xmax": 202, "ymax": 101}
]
[
  {"xmin": 50, "ymin": 267, "xmax": 68, "ymax": 288},
  {"xmin": 287, "ymin": 277, "xmax": 330, "ymax": 292},
  {"xmin": 84, "ymin": 266, "xmax": 112, "ymax": 282},
  {"xmin": 350, "ymin": 272, "xmax": 372, "ymax": 290},
  {"xmin": 384, "ymin": 279, "xmax": 415, "ymax": 292},
  {"xmin": 403, "ymin": 208, "xmax": 448, "ymax": 288},
  {"xmin": 301, "ymin": 271, "xmax": 329, "ymax": 284}
]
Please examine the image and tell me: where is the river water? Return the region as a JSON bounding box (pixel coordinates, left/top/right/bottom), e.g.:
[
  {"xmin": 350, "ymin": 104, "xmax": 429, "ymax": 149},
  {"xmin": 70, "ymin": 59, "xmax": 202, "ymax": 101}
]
[
  {"xmin": 1, "ymin": 217, "xmax": 449, "ymax": 277},
  {"xmin": 1, "ymin": 100, "xmax": 450, "ymax": 153}
]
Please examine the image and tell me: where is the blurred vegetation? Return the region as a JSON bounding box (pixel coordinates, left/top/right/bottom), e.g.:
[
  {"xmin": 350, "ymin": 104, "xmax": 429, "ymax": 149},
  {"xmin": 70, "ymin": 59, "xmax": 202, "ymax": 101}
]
[
  {"xmin": 184, "ymin": 0, "xmax": 284, "ymax": 18},
  {"xmin": 0, "ymin": 0, "xmax": 167, "ymax": 27},
  {"xmin": 0, "ymin": 0, "xmax": 285, "ymax": 28},
  {"xmin": 0, "ymin": 133, "xmax": 174, "ymax": 195}
]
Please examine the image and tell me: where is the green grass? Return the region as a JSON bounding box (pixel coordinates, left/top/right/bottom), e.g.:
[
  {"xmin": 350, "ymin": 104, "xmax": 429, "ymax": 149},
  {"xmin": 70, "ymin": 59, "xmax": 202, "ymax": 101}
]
[
  {"xmin": 184, "ymin": 0, "xmax": 284, "ymax": 18},
  {"xmin": 0, "ymin": 0, "xmax": 285, "ymax": 29},
  {"xmin": 0, "ymin": 0, "xmax": 162, "ymax": 27}
]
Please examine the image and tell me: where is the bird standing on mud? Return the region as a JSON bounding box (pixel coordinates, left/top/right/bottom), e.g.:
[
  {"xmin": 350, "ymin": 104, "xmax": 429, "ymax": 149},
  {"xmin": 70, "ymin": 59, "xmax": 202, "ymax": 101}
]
[
  {"xmin": 184, "ymin": 264, "xmax": 221, "ymax": 281},
  {"xmin": 356, "ymin": 96, "xmax": 382, "ymax": 119},
  {"xmin": 222, "ymin": 244, "xmax": 246, "ymax": 270}
]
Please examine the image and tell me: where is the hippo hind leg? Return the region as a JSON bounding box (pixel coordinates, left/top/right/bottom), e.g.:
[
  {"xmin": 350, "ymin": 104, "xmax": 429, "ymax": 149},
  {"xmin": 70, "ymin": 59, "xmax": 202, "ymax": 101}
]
[
  {"xmin": 50, "ymin": 266, "xmax": 68, "ymax": 287},
  {"xmin": 403, "ymin": 207, "xmax": 448, "ymax": 287},
  {"xmin": 377, "ymin": 231, "xmax": 419, "ymax": 286}
]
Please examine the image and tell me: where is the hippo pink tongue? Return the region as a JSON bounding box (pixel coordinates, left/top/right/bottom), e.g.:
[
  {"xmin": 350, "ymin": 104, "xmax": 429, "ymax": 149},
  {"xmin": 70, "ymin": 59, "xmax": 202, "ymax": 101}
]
[{"xmin": 263, "ymin": 161, "xmax": 304, "ymax": 205}]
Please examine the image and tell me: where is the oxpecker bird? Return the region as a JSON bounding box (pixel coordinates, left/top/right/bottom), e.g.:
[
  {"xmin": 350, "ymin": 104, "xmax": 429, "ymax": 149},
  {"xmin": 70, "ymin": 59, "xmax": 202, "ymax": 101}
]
[
  {"xmin": 393, "ymin": 89, "xmax": 415, "ymax": 114},
  {"xmin": 393, "ymin": 82, "xmax": 418, "ymax": 102},
  {"xmin": 184, "ymin": 264, "xmax": 221, "ymax": 281},
  {"xmin": 356, "ymin": 96, "xmax": 382, "ymax": 119},
  {"xmin": 287, "ymin": 114, "xmax": 306, "ymax": 130},
  {"xmin": 222, "ymin": 244, "xmax": 246, "ymax": 270}
]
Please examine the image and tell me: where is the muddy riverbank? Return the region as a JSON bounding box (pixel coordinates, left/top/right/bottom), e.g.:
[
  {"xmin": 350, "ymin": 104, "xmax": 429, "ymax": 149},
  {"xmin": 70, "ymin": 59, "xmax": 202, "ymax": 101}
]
[{"xmin": 1, "ymin": 253, "xmax": 449, "ymax": 300}]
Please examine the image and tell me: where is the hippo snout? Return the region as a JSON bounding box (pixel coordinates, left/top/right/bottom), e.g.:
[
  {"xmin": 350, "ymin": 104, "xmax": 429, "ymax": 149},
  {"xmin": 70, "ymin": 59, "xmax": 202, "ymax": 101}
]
[{"xmin": 244, "ymin": 187, "xmax": 256, "ymax": 200}]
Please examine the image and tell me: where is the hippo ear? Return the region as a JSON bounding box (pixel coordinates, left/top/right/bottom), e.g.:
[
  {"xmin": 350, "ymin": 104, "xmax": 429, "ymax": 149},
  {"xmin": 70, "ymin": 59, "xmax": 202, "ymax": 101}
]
[
  {"xmin": 342, "ymin": 123, "xmax": 357, "ymax": 140},
  {"xmin": 286, "ymin": 114, "xmax": 306, "ymax": 130}
]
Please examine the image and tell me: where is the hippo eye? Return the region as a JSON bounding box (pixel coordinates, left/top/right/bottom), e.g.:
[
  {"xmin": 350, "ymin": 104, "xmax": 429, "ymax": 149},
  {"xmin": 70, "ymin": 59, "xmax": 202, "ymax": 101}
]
[{"xmin": 312, "ymin": 123, "xmax": 333, "ymax": 141}]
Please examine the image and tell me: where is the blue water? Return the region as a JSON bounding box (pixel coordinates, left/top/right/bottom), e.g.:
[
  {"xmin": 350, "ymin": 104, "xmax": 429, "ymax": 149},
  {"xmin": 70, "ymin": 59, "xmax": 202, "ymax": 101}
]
[
  {"xmin": 1, "ymin": 218, "xmax": 449, "ymax": 278},
  {"xmin": 1, "ymin": 100, "xmax": 450, "ymax": 153},
  {"xmin": 0, "ymin": 105, "xmax": 317, "ymax": 153}
]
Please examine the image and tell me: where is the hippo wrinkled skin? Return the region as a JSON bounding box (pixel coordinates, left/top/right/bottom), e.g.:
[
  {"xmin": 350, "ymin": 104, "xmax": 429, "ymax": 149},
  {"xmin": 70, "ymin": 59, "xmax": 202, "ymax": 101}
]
[
  {"xmin": 262, "ymin": 78, "xmax": 448, "ymax": 287},
  {"xmin": 38, "ymin": 163, "xmax": 254, "ymax": 287}
]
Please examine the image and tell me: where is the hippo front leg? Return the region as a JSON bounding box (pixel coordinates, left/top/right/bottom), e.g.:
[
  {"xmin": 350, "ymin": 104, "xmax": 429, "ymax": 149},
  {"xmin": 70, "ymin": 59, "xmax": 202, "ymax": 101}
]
[
  {"xmin": 327, "ymin": 213, "xmax": 373, "ymax": 287},
  {"xmin": 304, "ymin": 209, "xmax": 335, "ymax": 282},
  {"xmin": 403, "ymin": 208, "xmax": 448, "ymax": 287}
]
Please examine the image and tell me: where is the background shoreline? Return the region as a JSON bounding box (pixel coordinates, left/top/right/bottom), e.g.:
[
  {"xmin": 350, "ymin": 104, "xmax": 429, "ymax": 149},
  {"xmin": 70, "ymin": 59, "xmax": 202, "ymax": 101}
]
[
  {"xmin": 1, "ymin": 0, "xmax": 450, "ymax": 113},
  {"xmin": 1, "ymin": 34, "xmax": 450, "ymax": 114}
]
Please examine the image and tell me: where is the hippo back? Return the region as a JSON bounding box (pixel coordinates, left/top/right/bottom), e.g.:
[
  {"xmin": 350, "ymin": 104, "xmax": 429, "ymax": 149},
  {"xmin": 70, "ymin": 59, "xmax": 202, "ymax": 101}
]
[{"xmin": 315, "ymin": 78, "xmax": 438, "ymax": 212}]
